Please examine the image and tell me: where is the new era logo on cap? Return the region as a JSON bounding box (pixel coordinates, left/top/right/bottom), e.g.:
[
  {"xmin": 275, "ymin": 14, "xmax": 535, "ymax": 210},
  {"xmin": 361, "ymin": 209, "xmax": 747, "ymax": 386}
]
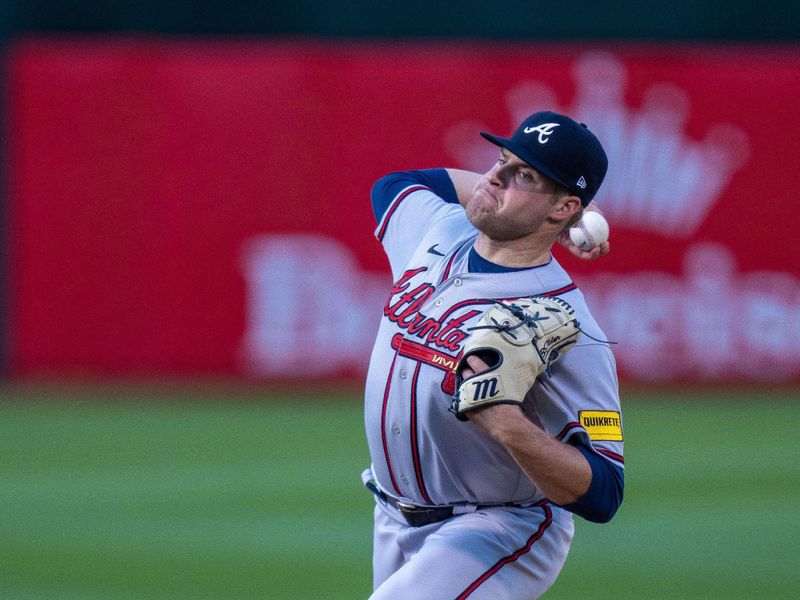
[{"xmin": 480, "ymin": 111, "xmax": 609, "ymax": 206}]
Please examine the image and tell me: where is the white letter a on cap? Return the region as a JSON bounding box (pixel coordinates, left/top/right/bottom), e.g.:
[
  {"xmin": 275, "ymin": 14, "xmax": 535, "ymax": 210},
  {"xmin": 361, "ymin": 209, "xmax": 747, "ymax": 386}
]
[{"xmin": 523, "ymin": 123, "xmax": 560, "ymax": 143}]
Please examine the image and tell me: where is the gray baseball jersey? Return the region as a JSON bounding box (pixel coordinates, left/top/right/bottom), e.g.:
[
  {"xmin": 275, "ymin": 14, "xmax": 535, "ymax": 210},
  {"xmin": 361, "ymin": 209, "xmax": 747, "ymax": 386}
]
[{"xmin": 364, "ymin": 174, "xmax": 624, "ymax": 598}]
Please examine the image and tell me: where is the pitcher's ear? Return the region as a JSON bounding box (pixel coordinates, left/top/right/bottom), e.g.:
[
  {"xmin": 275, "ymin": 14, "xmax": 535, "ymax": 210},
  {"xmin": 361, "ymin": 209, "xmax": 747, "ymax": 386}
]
[{"xmin": 551, "ymin": 195, "xmax": 582, "ymax": 224}]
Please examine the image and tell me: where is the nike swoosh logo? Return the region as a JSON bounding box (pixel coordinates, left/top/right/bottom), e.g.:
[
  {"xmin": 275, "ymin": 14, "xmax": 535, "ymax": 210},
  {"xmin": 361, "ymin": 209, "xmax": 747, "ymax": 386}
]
[{"xmin": 427, "ymin": 244, "xmax": 446, "ymax": 256}]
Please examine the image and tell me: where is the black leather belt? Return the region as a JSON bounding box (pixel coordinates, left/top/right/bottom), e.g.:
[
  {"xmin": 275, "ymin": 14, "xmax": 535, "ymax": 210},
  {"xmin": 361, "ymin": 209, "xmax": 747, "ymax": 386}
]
[{"xmin": 365, "ymin": 479, "xmax": 522, "ymax": 527}]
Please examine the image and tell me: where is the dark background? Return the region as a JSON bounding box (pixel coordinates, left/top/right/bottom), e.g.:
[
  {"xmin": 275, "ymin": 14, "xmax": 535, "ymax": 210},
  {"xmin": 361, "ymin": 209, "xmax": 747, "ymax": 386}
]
[{"xmin": 2, "ymin": 0, "xmax": 799, "ymax": 39}]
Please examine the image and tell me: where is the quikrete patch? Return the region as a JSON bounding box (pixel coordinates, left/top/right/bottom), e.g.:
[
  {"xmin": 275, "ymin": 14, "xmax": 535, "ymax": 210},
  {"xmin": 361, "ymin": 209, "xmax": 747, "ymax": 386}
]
[{"xmin": 579, "ymin": 410, "xmax": 623, "ymax": 441}]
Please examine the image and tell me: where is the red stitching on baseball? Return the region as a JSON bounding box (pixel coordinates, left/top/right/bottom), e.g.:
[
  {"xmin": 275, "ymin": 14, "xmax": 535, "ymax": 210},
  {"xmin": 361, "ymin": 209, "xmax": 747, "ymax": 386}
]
[{"xmin": 578, "ymin": 221, "xmax": 595, "ymax": 247}]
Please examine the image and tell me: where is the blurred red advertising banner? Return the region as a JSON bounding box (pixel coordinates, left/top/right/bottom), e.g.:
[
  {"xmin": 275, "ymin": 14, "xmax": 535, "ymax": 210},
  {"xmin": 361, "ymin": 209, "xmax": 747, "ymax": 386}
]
[{"xmin": 6, "ymin": 39, "xmax": 800, "ymax": 382}]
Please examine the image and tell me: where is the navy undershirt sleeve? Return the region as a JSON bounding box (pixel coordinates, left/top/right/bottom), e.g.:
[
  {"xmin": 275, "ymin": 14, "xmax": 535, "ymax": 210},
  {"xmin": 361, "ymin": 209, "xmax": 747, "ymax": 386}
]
[
  {"xmin": 562, "ymin": 443, "xmax": 624, "ymax": 523},
  {"xmin": 370, "ymin": 168, "xmax": 459, "ymax": 223}
]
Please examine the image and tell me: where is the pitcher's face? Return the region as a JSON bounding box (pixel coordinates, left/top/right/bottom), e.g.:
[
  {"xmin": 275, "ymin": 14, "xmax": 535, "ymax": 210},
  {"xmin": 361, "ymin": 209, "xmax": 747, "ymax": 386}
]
[{"xmin": 465, "ymin": 148, "xmax": 563, "ymax": 241}]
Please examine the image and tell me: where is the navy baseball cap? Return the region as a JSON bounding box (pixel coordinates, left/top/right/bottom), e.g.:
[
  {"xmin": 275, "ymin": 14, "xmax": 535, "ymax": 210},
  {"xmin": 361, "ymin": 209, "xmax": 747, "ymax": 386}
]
[{"xmin": 480, "ymin": 111, "xmax": 608, "ymax": 206}]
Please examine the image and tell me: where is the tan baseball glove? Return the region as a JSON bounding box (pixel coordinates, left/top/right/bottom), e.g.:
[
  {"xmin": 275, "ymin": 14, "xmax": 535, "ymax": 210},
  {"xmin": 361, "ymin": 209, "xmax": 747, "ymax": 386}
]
[{"xmin": 450, "ymin": 296, "xmax": 581, "ymax": 421}]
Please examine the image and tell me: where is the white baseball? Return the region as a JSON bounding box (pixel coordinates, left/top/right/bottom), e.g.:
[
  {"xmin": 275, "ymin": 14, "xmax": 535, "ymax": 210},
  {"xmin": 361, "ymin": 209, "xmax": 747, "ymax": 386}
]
[{"xmin": 569, "ymin": 211, "xmax": 610, "ymax": 251}]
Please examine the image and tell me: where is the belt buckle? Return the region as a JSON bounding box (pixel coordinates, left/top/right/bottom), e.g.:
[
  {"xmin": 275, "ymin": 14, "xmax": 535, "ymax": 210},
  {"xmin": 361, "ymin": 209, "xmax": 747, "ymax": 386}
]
[
  {"xmin": 395, "ymin": 501, "xmax": 434, "ymax": 527},
  {"xmin": 395, "ymin": 500, "xmax": 422, "ymax": 515},
  {"xmin": 394, "ymin": 500, "xmax": 451, "ymax": 527}
]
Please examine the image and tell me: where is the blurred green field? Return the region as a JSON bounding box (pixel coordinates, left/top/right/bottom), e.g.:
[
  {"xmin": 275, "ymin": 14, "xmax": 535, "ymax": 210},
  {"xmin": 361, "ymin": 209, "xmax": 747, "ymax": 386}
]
[{"xmin": 1, "ymin": 385, "xmax": 798, "ymax": 600}]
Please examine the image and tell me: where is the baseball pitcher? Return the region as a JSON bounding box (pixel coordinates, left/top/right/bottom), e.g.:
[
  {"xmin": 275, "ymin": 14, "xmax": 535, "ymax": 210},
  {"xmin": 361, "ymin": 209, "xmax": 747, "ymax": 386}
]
[{"xmin": 363, "ymin": 111, "xmax": 624, "ymax": 599}]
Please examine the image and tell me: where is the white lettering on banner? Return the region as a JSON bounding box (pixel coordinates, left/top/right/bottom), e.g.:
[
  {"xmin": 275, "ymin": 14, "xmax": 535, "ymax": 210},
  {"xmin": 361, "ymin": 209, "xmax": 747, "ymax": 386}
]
[
  {"xmin": 241, "ymin": 237, "xmax": 800, "ymax": 381},
  {"xmin": 581, "ymin": 244, "xmax": 800, "ymax": 381},
  {"xmin": 239, "ymin": 234, "xmax": 388, "ymax": 376},
  {"xmin": 444, "ymin": 50, "xmax": 750, "ymax": 239}
]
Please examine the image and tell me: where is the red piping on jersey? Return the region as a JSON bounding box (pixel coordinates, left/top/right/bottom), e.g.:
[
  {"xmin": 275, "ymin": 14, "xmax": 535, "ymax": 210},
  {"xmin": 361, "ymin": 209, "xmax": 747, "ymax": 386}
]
[
  {"xmin": 409, "ymin": 363, "xmax": 433, "ymax": 505},
  {"xmin": 556, "ymin": 422, "xmax": 625, "ymax": 464},
  {"xmin": 541, "ymin": 283, "xmax": 578, "ymax": 297},
  {"xmin": 556, "ymin": 421, "xmax": 583, "ymax": 441},
  {"xmin": 596, "ymin": 448, "xmax": 625, "ymax": 464},
  {"xmin": 439, "ymin": 242, "xmax": 467, "ymax": 283},
  {"xmin": 376, "ymin": 185, "xmax": 429, "ymax": 242},
  {"xmin": 456, "ymin": 503, "xmax": 553, "ymax": 599},
  {"xmin": 380, "ymin": 350, "xmax": 403, "ymax": 496},
  {"xmin": 435, "ymin": 283, "xmax": 577, "ymax": 326},
  {"xmin": 436, "ymin": 298, "xmax": 496, "ymax": 325}
]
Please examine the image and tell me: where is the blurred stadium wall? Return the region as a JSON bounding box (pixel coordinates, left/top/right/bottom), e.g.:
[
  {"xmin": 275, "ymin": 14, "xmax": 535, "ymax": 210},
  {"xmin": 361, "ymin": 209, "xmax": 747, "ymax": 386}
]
[{"xmin": 1, "ymin": 1, "xmax": 799, "ymax": 385}]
